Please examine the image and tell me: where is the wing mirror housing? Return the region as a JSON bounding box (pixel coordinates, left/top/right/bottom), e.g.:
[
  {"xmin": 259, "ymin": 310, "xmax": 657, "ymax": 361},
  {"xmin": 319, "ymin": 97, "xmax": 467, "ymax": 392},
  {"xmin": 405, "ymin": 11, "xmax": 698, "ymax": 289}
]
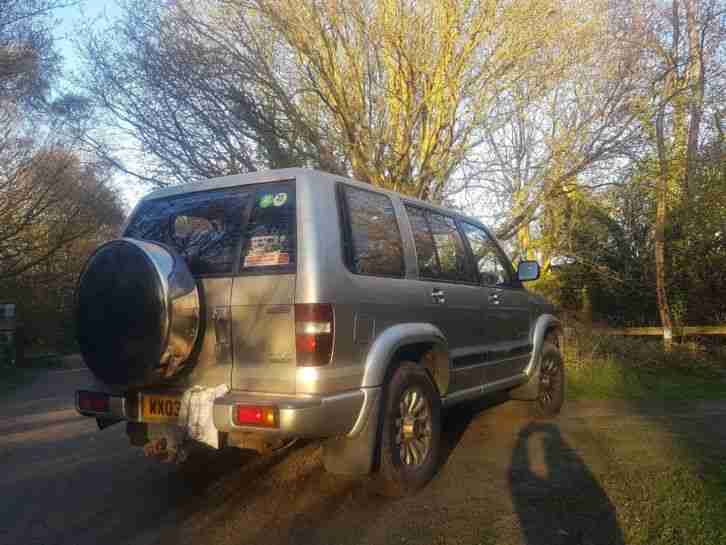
[{"xmin": 517, "ymin": 260, "xmax": 540, "ymax": 282}]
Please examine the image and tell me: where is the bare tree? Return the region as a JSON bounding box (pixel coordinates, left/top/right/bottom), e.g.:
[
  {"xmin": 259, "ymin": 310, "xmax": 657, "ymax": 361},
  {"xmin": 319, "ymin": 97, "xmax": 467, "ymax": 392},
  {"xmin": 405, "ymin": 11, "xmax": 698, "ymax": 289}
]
[
  {"xmin": 253, "ymin": 0, "xmax": 606, "ymax": 199},
  {"xmin": 76, "ymin": 0, "xmax": 605, "ymax": 197},
  {"xmin": 0, "ymin": 0, "xmax": 69, "ymax": 108},
  {"xmin": 0, "ymin": 0, "xmax": 123, "ymax": 282},
  {"xmin": 452, "ymin": 0, "xmax": 646, "ymax": 249},
  {"xmin": 75, "ymin": 0, "xmax": 344, "ymax": 188},
  {"xmin": 0, "ymin": 146, "xmax": 123, "ymax": 281}
]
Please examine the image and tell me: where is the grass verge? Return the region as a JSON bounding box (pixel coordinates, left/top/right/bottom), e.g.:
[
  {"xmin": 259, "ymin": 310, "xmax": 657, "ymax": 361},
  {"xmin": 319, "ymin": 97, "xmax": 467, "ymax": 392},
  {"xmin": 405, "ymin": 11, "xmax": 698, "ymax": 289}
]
[
  {"xmin": 564, "ymin": 330, "xmax": 726, "ymax": 401},
  {"xmin": 561, "ymin": 328, "xmax": 726, "ymax": 541},
  {"xmin": 589, "ymin": 417, "xmax": 726, "ymax": 545}
]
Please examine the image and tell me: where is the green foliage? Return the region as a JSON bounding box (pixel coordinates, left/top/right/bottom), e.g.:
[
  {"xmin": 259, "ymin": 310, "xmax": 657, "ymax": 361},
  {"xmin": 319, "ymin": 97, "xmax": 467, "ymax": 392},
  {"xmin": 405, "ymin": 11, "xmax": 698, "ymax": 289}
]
[
  {"xmin": 531, "ymin": 149, "xmax": 726, "ymax": 328},
  {"xmin": 668, "ymin": 160, "xmax": 726, "ymax": 326},
  {"xmin": 531, "ymin": 183, "xmax": 658, "ymax": 325}
]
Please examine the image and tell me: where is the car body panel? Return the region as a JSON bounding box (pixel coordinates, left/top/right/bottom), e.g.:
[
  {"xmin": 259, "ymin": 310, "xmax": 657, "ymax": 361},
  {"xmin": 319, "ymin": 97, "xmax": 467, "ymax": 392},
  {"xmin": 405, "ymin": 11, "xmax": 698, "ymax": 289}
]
[
  {"xmin": 178, "ymin": 277, "xmax": 234, "ymax": 388},
  {"xmin": 230, "ymin": 274, "xmax": 297, "ymax": 394}
]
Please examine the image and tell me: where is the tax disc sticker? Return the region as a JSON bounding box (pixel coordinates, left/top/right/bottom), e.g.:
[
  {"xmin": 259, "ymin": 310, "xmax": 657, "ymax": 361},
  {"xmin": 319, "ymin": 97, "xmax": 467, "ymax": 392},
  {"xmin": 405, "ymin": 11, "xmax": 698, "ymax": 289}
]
[
  {"xmin": 273, "ymin": 192, "xmax": 288, "ymax": 207},
  {"xmin": 259, "ymin": 194, "xmax": 273, "ymax": 208}
]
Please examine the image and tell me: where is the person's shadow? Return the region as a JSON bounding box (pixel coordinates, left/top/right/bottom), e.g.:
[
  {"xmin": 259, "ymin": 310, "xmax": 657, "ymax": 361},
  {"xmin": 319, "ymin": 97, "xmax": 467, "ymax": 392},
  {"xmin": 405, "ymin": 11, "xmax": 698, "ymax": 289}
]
[{"xmin": 508, "ymin": 422, "xmax": 625, "ymax": 545}]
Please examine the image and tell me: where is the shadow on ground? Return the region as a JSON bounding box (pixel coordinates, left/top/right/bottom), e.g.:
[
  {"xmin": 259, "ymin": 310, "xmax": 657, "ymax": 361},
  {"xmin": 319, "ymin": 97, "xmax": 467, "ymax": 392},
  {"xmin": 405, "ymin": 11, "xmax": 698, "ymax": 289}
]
[
  {"xmin": 442, "ymin": 394, "xmax": 624, "ymax": 545},
  {"xmin": 163, "ymin": 393, "xmax": 626, "ymax": 545},
  {"xmin": 509, "ymin": 423, "xmax": 623, "ymax": 545},
  {"xmin": 4, "ymin": 368, "xmax": 725, "ymax": 545}
]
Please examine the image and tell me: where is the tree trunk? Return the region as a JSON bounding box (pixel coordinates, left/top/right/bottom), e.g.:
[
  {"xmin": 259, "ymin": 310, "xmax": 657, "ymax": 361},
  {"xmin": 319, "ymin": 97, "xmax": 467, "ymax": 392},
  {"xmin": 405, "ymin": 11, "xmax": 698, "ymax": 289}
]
[
  {"xmin": 655, "ymin": 107, "xmax": 674, "ymax": 351},
  {"xmin": 684, "ymin": 0, "xmax": 705, "ymax": 196},
  {"xmin": 654, "ymin": 185, "xmax": 674, "ymax": 351}
]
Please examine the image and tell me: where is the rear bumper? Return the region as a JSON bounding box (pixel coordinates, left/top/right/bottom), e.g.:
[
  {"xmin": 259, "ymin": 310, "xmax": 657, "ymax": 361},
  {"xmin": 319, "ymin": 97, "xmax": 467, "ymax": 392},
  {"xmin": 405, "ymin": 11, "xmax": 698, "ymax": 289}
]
[
  {"xmin": 213, "ymin": 390, "xmax": 365, "ymax": 437},
  {"xmin": 76, "ymin": 387, "xmax": 376, "ymax": 439}
]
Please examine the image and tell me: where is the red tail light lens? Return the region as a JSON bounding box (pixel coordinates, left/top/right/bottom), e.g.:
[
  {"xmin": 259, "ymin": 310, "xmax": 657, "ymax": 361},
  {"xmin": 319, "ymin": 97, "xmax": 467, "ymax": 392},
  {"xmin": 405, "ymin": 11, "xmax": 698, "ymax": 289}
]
[
  {"xmin": 295, "ymin": 303, "xmax": 334, "ymax": 366},
  {"xmin": 77, "ymin": 390, "xmax": 110, "ymax": 413},
  {"xmin": 234, "ymin": 405, "xmax": 278, "ymax": 428}
]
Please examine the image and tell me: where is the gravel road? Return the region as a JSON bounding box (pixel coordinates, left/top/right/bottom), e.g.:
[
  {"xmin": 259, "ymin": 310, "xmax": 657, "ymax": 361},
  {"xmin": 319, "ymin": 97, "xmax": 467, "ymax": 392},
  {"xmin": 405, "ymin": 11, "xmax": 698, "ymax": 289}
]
[{"xmin": 2, "ymin": 368, "xmax": 725, "ymax": 545}]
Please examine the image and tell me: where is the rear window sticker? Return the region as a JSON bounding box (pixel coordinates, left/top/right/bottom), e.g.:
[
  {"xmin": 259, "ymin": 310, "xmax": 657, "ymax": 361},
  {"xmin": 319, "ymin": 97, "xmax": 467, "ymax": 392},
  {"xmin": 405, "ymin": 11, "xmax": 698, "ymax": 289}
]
[
  {"xmin": 259, "ymin": 194, "xmax": 273, "ymax": 208},
  {"xmin": 244, "ymin": 235, "xmax": 291, "ymax": 267},
  {"xmin": 244, "ymin": 252, "xmax": 290, "ymax": 267},
  {"xmin": 273, "ymin": 192, "xmax": 288, "ymax": 207}
]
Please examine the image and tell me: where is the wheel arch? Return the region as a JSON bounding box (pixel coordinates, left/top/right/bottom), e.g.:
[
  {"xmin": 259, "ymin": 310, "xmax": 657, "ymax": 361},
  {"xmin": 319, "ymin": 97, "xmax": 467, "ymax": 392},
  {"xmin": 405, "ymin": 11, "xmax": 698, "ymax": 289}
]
[
  {"xmin": 525, "ymin": 313, "xmax": 562, "ymax": 377},
  {"xmin": 361, "ymin": 323, "xmax": 450, "ymax": 397},
  {"xmin": 509, "ymin": 313, "xmax": 562, "ymax": 401}
]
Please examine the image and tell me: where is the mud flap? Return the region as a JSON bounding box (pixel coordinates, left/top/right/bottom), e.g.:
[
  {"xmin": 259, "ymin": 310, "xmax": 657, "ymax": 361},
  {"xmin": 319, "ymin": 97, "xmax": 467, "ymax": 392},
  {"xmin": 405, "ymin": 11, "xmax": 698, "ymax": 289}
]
[{"xmin": 322, "ymin": 388, "xmax": 382, "ymax": 476}]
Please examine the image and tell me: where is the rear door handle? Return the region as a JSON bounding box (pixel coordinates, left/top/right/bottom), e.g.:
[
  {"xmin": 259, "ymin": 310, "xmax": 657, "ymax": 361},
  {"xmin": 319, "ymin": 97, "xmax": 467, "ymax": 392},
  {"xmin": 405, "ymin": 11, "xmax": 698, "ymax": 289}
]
[
  {"xmin": 431, "ymin": 288, "xmax": 446, "ymax": 304},
  {"xmin": 488, "ymin": 291, "xmax": 501, "ymax": 305}
]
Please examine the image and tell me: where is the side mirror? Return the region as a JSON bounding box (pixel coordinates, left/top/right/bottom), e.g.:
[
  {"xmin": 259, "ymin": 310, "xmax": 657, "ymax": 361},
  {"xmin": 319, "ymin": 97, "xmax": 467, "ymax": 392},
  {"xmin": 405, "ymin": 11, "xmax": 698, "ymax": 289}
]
[{"xmin": 517, "ymin": 260, "xmax": 540, "ymax": 282}]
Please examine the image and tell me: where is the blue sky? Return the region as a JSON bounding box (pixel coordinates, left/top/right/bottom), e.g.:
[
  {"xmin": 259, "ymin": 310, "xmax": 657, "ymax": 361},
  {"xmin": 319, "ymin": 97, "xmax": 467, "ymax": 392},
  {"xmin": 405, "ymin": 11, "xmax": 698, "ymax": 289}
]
[
  {"xmin": 54, "ymin": 1, "xmax": 123, "ymax": 74},
  {"xmin": 54, "ymin": 1, "xmax": 144, "ymax": 210}
]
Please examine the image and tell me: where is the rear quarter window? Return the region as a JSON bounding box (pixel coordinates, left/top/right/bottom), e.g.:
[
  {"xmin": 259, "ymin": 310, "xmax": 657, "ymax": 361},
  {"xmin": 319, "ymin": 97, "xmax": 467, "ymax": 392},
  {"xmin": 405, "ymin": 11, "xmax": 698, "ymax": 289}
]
[{"xmin": 338, "ymin": 184, "xmax": 404, "ymax": 277}]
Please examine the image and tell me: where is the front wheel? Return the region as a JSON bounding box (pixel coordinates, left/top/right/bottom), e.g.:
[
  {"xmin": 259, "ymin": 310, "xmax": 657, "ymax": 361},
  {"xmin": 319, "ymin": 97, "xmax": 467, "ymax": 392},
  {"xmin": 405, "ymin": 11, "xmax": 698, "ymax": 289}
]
[
  {"xmin": 532, "ymin": 341, "xmax": 565, "ymax": 418},
  {"xmin": 373, "ymin": 361, "xmax": 442, "ymax": 497}
]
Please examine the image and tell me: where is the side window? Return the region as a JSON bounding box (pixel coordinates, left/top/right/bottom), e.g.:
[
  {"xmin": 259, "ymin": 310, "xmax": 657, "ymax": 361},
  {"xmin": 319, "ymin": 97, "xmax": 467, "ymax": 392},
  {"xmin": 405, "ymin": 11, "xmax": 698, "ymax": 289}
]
[
  {"xmin": 340, "ymin": 185, "xmax": 404, "ymax": 277},
  {"xmin": 125, "ymin": 188, "xmax": 251, "ymax": 276},
  {"xmin": 405, "ymin": 206, "xmax": 438, "ymax": 277},
  {"xmin": 404, "ymin": 204, "xmax": 475, "ymax": 283},
  {"xmin": 240, "ymin": 182, "xmax": 296, "ymax": 273},
  {"xmin": 461, "ymin": 223, "xmax": 512, "ymax": 286}
]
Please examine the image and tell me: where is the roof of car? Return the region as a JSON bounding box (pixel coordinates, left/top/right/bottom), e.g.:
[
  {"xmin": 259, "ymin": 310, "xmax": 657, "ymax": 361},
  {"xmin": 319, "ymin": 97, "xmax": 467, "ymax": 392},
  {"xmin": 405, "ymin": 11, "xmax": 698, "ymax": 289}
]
[{"xmin": 140, "ymin": 167, "xmax": 490, "ymax": 232}]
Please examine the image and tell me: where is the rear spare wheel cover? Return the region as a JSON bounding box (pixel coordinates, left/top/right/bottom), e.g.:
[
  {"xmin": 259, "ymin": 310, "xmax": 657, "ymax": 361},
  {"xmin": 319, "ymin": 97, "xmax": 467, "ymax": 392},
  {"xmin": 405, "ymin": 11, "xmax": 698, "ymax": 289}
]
[{"xmin": 76, "ymin": 238, "xmax": 200, "ymax": 387}]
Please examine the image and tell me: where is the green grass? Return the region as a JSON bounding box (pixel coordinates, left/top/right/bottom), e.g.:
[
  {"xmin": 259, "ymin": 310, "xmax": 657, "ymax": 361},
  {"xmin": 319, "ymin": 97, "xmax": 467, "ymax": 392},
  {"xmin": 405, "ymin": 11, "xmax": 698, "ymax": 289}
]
[
  {"xmin": 561, "ymin": 329, "xmax": 726, "ymax": 541},
  {"xmin": 567, "ymin": 358, "xmax": 726, "ymax": 400},
  {"xmin": 564, "ymin": 333, "xmax": 726, "ymax": 401},
  {"xmin": 592, "ymin": 421, "xmax": 726, "ymax": 545}
]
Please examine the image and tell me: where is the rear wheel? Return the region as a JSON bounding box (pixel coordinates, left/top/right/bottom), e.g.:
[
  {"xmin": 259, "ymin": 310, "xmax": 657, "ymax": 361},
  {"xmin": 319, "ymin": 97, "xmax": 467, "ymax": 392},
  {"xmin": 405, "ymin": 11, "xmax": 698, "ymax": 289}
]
[
  {"xmin": 532, "ymin": 342, "xmax": 565, "ymax": 418},
  {"xmin": 373, "ymin": 361, "xmax": 442, "ymax": 497}
]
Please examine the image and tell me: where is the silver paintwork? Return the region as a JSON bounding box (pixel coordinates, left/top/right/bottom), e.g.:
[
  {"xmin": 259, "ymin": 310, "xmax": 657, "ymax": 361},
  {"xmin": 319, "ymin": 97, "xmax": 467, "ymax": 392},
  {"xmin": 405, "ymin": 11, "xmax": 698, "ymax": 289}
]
[
  {"xmin": 212, "ymin": 389, "xmax": 364, "ymax": 438},
  {"xmin": 347, "ymin": 386, "xmax": 382, "ymax": 437},
  {"xmin": 525, "ymin": 314, "xmax": 562, "ymax": 376},
  {"xmin": 230, "ymin": 274, "xmax": 296, "ymax": 394},
  {"xmin": 360, "ymin": 323, "xmax": 450, "ymax": 392},
  {"xmin": 507, "ymin": 314, "xmax": 561, "ymax": 401},
  {"xmin": 83, "ymin": 168, "xmax": 560, "ymax": 451}
]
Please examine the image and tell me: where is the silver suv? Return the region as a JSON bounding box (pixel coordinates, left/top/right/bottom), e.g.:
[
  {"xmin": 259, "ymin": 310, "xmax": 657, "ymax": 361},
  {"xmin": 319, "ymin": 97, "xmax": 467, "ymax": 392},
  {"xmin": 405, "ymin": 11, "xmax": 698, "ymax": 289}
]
[{"xmin": 75, "ymin": 168, "xmax": 562, "ymax": 496}]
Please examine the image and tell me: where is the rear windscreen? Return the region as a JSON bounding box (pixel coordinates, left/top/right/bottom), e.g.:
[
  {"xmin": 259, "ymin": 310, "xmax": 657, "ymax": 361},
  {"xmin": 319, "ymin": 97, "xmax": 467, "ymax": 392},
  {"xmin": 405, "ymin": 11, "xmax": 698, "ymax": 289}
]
[{"xmin": 124, "ymin": 181, "xmax": 296, "ymax": 276}]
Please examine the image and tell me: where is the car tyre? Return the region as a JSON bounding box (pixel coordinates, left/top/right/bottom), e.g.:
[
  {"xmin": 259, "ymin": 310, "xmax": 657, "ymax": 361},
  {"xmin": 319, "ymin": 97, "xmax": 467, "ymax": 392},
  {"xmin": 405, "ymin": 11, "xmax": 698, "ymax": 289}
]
[
  {"xmin": 373, "ymin": 361, "xmax": 442, "ymax": 497},
  {"xmin": 531, "ymin": 341, "xmax": 565, "ymax": 418}
]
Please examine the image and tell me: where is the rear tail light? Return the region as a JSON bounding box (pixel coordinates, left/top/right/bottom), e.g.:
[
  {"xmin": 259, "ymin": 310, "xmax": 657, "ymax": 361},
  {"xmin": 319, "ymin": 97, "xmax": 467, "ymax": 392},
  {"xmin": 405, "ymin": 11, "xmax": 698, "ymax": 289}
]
[
  {"xmin": 295, "ymin": 303, "xmax": 334, "ymax": 366},
  {"xmin": 234, "ymin": 405, "xmax": 278, "ymax": 428},
  {"xmin": 77, "ymin": 390, "xmax": 110, "ymax": 413}
]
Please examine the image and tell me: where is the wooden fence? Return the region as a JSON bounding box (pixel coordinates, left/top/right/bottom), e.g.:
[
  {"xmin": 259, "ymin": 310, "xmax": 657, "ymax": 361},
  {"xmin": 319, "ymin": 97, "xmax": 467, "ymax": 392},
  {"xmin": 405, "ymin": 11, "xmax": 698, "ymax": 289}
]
[{"xmin": 594, "ymin": 326, "xmax": 726, "ymax": 337}]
